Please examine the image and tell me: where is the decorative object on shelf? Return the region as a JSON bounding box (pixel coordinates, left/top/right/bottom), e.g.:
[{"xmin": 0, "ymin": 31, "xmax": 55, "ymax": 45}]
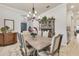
[
  {"xmin": 39, "ymin": 16, "xmax": 55, "ymax": 38},
  {"xmin": 41, "ymin": 16, "xmax": 48, "ymax": 24},
  {"xmin": 0, "ymin": 26, "xmax": 10, "ymax": 33}
]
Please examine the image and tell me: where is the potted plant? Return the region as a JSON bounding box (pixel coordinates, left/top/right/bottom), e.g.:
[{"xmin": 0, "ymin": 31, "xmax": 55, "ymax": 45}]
[
  {"xmin": 48, "ymin": 17, "xmax": 55, "ymax": 20},
  {"xmin": 0, "ymin": 26, "xmax": 10, "ymax": 33},
  {"xmin": 41, "ymin": 16, "xmax": 48, "ymax": 24}
]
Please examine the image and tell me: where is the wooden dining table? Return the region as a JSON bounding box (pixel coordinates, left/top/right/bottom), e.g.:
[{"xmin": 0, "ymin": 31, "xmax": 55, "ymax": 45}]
[{"xmin": 25, "ymin": 36, "xmax": 52, "ymax": 51}]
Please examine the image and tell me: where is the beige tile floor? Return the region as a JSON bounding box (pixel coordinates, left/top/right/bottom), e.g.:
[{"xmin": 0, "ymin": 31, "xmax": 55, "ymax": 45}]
[
  {"xmin": 0, "ymin": 43, "xmax": 22, "ymax": 56},
  {"xmin": 60, "ymin": 34, "xmax": 79, "ymax": 56},
  {"xmin": 0, "ymin": 34, "xmax": 79, "ymax": 56}
]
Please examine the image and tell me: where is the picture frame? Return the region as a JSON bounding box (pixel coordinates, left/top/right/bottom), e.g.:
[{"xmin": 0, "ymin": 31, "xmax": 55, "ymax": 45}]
[{"xmin": 4, "ymin": 19, "xmax": 14, "ymax": 31}]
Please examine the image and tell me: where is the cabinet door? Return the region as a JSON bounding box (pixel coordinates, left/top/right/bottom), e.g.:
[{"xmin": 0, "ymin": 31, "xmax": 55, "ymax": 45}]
[
  {"xmin": 0, "ymin": 34, "xmax": 4, "ymax": 45},
  {"xmin": 13, "ymin": 33, "xmax": 17, "ymax": 43},
  {"xmin": 4, "ymin": 33, "xmax": 13, "ymax": 44}
]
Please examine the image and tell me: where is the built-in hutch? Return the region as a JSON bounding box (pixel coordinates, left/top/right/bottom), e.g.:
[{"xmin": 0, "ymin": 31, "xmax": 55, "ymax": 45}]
[{"xmin": 40, "ymin": 17, "xmax": 55, "ymax": 37}]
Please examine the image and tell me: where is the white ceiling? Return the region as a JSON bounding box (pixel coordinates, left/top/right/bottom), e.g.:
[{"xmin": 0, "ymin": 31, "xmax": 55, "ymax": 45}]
[
  {"xmin": 1, "ymin": 3, "xmax": 61, "ymax": 15},
  {"xmin": 67, "ymin": 3, "xmax": 79, "ymax": 15},
  {"xmin": 1, "ymin": 3, "xmax": 79, "ymax": 15}
]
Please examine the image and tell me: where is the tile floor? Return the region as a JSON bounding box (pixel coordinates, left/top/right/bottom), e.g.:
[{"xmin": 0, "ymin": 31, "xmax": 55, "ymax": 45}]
[
  {"xmin": 60, "ymin": 33, "xmax": 79, "ymax": 56},
  {"xmin": 0, "ymin": 43, "xmax": 22, "ymax": 56},
  {"xmin": 0, "ymin": 34, "xmax": 79, "ymax": 56}
]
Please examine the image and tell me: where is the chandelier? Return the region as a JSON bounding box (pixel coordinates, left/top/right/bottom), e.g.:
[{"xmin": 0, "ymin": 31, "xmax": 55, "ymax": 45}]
[{"xmin": 27, "ymin": 4, "xmax": 37, "ymax": 19}]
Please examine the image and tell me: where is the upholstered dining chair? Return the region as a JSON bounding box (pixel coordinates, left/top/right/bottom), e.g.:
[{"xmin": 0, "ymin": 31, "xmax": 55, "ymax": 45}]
[
  {"xmin": 17, "ymin": 32, "xmax": 34, "ymax": 56},
  {"xmin": 37, "ymin": 33, "xmax": 63, "ymax": 56}
]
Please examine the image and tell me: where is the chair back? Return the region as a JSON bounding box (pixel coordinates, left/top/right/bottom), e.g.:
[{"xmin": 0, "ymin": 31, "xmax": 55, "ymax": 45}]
[
  {"xmin": 50, "ymin": 33, "xmax": 63, "ymax": 55},
  {"xmin": 17, "ymin": 32, "xmax": 27, "ymax": 55},
  {"xmin": 23, "ymin": 31, "xmax": 31, "ymax": 40}
]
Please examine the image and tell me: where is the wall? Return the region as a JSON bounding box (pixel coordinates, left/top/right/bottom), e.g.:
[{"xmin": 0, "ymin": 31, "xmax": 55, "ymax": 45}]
[
  {"xmin": 74, "ymin": 15, "xmax": 79, "ymax": 31},
  {"xmin": 76, "ymin": 19, "xmax": 79, "ymax": 30},
  {"xmin": 67, "ymin": 11, "xmax": 73, "ymax": 27},
  {"xmin": 0, "ymin": 4, "xmax": 26, "ymax": 32},
  {"xmin": 0, "ymin": 4, "xmax": 68, "ymax": 45},
  {"xmin": 39, "ymin": 4, "xmax": 67, "ymax": 46},
  {"xmin": 75, "ymin": 15, "xmax": 79, "ymax": 27},
  {"xmin": 0, "ymin": 4, "xmax": 39, "ymax": 33}
]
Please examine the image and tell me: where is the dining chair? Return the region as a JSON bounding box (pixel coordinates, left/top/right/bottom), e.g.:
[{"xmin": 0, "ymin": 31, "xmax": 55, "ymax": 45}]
[
  {"xmin": 37, "ymin": 33, "xmax": 63, "ymax": 56},
  {"xmin": 23, "ymin": 31, "xmax": 37, "ymax": 56},
  {"xmin": 17, "ymin": 32, "xmax": 34, "ymax": 56}
]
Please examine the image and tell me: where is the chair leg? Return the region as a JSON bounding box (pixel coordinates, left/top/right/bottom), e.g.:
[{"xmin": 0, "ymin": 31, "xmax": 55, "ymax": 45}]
[
  {"xmin": 33, "ymin": 50, "xmax": 37, "ymax": 56},
  {"xmin": 33, "ymin": 50, "xmax": 36, "ymax": 56},
  {"xmin": 25, "ymin": 49, "xmax": 27, "ymax": 56},
  {"xmin": 30, "ymin": 51, "xmax": 34, "ymax": 56},
  {"xmin": 58, "ymin": 50, "xmax": 60, "ymax": 56},
  {"xmin": 20, "ymin": 48, "xmax": 25, "ymax": 56},
  {"xmin": 32, "ymin": 49, "xmax": 38, "ymax": 56}
]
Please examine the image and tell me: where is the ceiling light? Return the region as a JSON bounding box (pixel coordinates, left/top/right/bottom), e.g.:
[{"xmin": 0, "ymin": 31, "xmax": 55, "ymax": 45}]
[
  {"xmin": 27, "ymin": 14, "xmax": 30, "ymax": 17},
  {"xmin": 33, "ymin": 14, "xmax": 35, "ymax": 17},
  {"xmin": 27, "ymin": 4, "xmax": 37, "ymax": 19},
  {"xmin": 29, "ymin": 11, "xmax": 31, "ymax": 14},
  {"xmin": 46, "ymin": 5, "xmax": 50, "ymax": 8},
  {"xmin": 71, "ymin": 5, "xmax": 74, "ymax": 8},
  {"xmin": 35, "ymin": 11, "xmax": 37, "ymax": 14},
  {"xmin": 38, "ymin": 16, "xmax": 40, "ymax": 19},
  {"xmin": 77, "ymin": 11, "xmax": 79, "ymax": 14}
]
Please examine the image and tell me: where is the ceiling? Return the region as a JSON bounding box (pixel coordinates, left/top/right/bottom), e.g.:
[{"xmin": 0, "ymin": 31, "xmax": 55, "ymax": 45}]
[
  {"xmin": 1, "ymin": 3, "xmax": 79, "ymax": 16},
  {"xmin": 67, "ymin": 3, "xmax": 79, "ymax": 15},
  {"xmin": 1, "ymin": 3, "xmax": 61, "ymax": 15}
]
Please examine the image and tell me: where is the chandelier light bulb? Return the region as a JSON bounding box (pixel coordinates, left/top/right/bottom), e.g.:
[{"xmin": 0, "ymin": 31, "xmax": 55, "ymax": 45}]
[
  {"xmin": 77, "ymin": 11, "xmax": 79, "ymax": 14},
  {"xmin": 33, "ymin": 14, "xmax": 35, "ymax": 17},
  {"xmin": 27, "ymin": 14, "xmax": 30, "ymax": 17},
  {"xmin": 71, "ymin": 5, "xmax": 74, "ymax": 9},
  {"xmin": 38, "ymin": 16, "xmax": 40, "ymax": 19},
  {"xmin": 35, "ymin": 11, "xmax": 37, "ymax": 14},
  {"xmin": 29, "ymin": 11, "xmax": 31, "ymax": 14},
  {"xmin": 27, "ymin": 4, "xmax": 37, "ymax": 20}
]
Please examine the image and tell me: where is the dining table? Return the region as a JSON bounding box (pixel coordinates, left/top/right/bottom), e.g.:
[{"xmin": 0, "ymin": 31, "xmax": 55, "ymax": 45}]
[{"xmin": 25, "ymin": 35, "xmax": 52, "ymax": 51}]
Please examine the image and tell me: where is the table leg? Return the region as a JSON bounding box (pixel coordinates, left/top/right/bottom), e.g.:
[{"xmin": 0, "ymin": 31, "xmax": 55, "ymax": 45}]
[
  {"xmin": 41, "ymin": 31, "xmax": 43, "ymax": 37},
  {"xmin": 32, "ymin": 48, "xmax": 38, "ymax": 56}
]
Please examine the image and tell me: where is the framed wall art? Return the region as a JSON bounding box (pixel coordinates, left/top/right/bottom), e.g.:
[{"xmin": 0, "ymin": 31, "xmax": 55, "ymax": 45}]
[{"xmin": 4, "ymin": 19, "xmax": 14, "ymax": 31}]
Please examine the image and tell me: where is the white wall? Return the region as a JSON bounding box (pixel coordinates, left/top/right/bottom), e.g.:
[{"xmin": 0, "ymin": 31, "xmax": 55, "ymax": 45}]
[
  {"xmin": 39, "ymin": 4, "xmax": 67, "ymax": 46},
  {"xmin": 75, "ymin": 15, "xmax": 79, "ymax": 26},
  {"xmin": 0, "ymin": 4, "xmax": 26, "ymax": 32},
  {"xmin": 0, "ymin": 4, "xmax": 40, "ymax": 33},
  {"xmin": 0, "ymin": 4, "xmax": 68, "ymax": 45},
  {"xmin": 67, "ymin": 11, "xmax": 73, "ymax": 27},
  {"xmin": 76, "ymin": 20, "xmax": 79, "ymax": 28},
  {"xmin": 75, "ymin": 15, "xmax": 79, "ymax": 30}
]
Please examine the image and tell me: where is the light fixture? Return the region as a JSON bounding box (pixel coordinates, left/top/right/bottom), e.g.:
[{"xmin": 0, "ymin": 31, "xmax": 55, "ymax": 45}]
[
  {"xmin": 46, "ymin": 5, "xmax": 50, "ymax": 8},
  {"xmin": 27, "ymin": 4, "xmax": 37, "ymax": 19},
  {"xmin": 71, "ymin": 5, "xmax": 74, "ymax": 9},
  {"xmin": 77, "ymin": 11, "xmax": 79, "ymax": 14}
]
